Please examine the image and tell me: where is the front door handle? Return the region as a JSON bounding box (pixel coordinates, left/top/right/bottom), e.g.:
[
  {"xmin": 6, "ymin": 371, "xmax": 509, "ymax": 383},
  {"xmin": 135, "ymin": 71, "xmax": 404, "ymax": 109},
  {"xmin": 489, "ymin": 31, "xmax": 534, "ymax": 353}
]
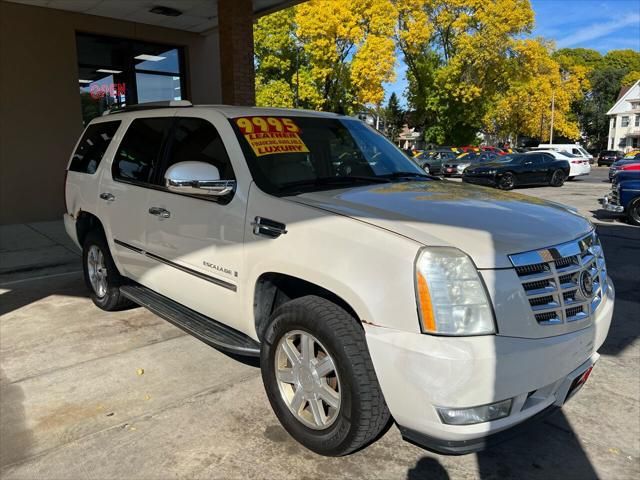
[
  {"xmin": 99, "ymin": 192, "xmax": 115, "ymax": 202},
  {"xmin": 148, "ymin": 207, "xmax": 170, "ymax": 219}
]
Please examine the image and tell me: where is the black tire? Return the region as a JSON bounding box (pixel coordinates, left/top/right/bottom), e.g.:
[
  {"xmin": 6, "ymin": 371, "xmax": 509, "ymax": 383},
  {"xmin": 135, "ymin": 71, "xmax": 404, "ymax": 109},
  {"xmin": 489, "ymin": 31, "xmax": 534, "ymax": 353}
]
[
  {"xmin": 82, "ymin": 230, "xmax": 133, "ymax": 311},
  {"xmin": 627, "ymin": 198, "xmax": 640, "ymax": 227},
  {"xmin": 497, "ymin": 172, "xmax": 516, "ymax": 190},
  {"xmin": 550, "ymin": 169, "xmax": 566, "ymax": 187},
  {"xmin": 261, "ymin": 295, "xmax": 390, "ymax": 456}
]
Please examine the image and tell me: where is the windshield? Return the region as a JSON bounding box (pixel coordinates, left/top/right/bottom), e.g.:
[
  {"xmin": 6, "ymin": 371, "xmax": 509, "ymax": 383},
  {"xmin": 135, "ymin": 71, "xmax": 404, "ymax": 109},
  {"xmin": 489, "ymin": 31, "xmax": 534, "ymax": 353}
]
[{"xmin": 230, "ymin": 116, "xmax": 428, "ymax": 195}]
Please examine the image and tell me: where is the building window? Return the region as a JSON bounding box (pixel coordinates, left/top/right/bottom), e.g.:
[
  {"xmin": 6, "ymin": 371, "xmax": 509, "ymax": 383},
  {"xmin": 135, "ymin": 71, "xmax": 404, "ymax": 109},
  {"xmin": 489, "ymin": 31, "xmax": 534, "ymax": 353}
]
[
  {"xmin": 633, "ymin": 138, "xmax": 639, "ymax": 148},
  {"xmin": 613, "ymin": 117, "xmax": 616, "ymax": 128},
  {"xmin": 621, "ymin": 116, "xmax": 629, "ymax": 127},
  {"xmin": 636, "ymin": 114, "xmax": 640, "ymax": 127},
  {"xmin": 76, "ymin": 33, "xmax": 186, "ymax": 125}
]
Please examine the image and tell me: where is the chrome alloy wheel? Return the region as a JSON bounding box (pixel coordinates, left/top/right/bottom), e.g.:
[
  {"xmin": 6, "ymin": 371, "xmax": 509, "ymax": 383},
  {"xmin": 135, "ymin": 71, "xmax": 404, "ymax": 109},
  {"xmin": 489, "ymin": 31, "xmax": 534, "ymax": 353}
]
[
  {"xmin": 275, "ymin": 330, "xmax": 341, "ymax": 430},
  {"xmin": 87, "ymin": 245, "xmax": 108, "ymax": 298}
]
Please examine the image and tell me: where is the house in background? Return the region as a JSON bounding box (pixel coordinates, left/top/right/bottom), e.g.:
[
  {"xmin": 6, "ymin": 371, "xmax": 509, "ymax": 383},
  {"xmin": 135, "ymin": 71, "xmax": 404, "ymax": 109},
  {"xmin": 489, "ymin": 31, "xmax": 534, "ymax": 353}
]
[{"xmin": 607, "ymin": 79, "xmax": 640, "ymax": 152}]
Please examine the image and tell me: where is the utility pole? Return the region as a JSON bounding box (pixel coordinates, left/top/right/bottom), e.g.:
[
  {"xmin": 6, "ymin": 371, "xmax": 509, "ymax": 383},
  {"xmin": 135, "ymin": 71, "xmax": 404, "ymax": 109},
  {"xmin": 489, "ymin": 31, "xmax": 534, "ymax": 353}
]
[{"xmin": 549, "ymin": 90, "xmax": 555, "ymax": 145}]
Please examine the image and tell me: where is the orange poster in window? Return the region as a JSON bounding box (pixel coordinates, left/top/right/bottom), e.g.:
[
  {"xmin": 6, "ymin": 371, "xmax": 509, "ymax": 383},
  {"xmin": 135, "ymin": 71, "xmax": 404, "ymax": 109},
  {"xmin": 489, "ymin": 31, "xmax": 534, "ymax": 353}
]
[{"xmin": 235, "ymin": 116, "xmax": 310, "ymax": 157}]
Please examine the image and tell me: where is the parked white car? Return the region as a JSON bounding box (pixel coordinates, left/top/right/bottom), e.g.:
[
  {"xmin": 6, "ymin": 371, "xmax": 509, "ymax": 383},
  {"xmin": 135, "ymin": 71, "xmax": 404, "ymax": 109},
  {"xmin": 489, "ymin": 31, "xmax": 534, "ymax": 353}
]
[
  {"xmin": 528, "ymin": 149, "xmax": 591, "ymax": 179},
  {"xmin": 537, "ymin": 143, "xmax": 594, "ymax": 165},
  {"xmin": 64, "ymin": 102, "xmax": 614, "ymax": 456}
]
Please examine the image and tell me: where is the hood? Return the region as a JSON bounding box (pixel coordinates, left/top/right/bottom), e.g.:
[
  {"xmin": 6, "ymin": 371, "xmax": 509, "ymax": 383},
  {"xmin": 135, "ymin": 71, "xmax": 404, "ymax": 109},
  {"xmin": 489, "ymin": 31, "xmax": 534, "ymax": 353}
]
[{"xmin": 288, "ymin": 181, "xmax": 592, "ymax": 268}]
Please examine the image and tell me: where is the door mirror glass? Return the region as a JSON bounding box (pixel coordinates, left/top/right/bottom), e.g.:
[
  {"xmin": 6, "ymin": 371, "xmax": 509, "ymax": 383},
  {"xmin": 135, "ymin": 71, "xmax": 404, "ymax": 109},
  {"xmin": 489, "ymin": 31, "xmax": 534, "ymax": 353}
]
[{"xmin": 164, "ymin": 161, "xmax": 235, "ymax": 197}]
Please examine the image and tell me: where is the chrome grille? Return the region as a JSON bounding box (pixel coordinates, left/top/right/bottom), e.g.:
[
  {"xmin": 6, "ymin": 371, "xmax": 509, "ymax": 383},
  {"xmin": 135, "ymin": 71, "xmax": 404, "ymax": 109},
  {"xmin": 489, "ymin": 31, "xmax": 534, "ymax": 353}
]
[{"xmin": 509, "ymin": 231, "xmax": 607, "ymax": 326}]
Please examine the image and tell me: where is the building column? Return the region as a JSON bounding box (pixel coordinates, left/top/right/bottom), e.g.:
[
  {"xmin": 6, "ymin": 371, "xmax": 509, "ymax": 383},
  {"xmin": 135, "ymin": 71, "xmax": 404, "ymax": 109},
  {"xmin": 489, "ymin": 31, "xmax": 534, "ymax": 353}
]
[{"xmin": 218, "ymin": 0, "xmax": 255, "ymax": 106}]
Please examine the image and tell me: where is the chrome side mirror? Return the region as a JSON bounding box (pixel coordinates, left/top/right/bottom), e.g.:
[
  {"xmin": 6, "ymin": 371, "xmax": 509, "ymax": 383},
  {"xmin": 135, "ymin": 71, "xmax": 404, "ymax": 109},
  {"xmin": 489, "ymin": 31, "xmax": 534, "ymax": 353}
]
[{"xmin": 164, "ymin": 161, "xmax": 235, "ymax": 197}]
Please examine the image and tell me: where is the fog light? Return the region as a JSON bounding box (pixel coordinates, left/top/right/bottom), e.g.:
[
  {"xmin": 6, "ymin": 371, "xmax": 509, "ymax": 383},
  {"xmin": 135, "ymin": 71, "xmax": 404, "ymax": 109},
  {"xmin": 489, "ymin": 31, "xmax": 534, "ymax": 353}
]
[{"xmin": 436, "ymin": 399, "xmax": 512, "ymax": 425}]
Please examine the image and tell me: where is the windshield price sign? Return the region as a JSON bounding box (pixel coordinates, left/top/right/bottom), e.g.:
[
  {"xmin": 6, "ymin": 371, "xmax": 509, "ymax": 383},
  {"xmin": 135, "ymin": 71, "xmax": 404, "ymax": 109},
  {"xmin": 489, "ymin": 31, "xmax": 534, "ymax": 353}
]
[{"xmin": 235, "ymin": 117, "xmax": 309, "ymax": 157}]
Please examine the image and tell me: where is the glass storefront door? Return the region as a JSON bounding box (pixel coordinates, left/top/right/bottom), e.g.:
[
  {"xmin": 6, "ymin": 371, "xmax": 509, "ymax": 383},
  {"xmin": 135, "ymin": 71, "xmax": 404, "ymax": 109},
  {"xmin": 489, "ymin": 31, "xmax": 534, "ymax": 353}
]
[{"xmin": 76, "ymin": 33, "xmax": 186, "ymax": 125}]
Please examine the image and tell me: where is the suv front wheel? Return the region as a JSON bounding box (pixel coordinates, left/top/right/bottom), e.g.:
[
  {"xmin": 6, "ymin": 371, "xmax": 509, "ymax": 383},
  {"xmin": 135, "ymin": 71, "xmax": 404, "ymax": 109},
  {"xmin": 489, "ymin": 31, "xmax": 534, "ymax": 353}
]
[
  {"xmin": 82, "ymin": 230, "xmax": 132, "ymax": 311},
  {"xmin": 260, "ymin": 296, "xmax": 390, "ymax": 456}
]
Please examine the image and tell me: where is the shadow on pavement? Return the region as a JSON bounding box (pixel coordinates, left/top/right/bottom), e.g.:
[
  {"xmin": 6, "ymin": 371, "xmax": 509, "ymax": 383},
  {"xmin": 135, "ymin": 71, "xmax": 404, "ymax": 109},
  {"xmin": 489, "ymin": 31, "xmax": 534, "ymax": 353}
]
[
  {"xmin": 407, "ymin": 457, "xmax": 450, "ymax": 480},
  {"xmin": 0, "ymin": 273, "xmax": 89, "ymax": 317},
  {"xmin": 594, "ymin": 224, "xmax": 640, "ymax": 355}
]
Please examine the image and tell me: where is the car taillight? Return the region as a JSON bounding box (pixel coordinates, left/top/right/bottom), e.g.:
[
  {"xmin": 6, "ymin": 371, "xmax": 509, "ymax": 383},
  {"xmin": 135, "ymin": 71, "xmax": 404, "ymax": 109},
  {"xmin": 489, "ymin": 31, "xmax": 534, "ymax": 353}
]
[{"xmin": 571, "ymin": 160, "xmax": 580, "ymax": 164}]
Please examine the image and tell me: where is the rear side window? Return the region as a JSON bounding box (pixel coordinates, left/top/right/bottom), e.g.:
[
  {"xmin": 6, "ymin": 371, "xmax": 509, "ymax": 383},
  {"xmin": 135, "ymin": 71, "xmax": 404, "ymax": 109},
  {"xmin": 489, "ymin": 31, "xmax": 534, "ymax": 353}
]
[
  {"xmin": 69, "ymin": 121, "xmax": 120, "ymax": 174},
  {"xmin": 113, "ymin": 118, "xmax": 171, "ymax": 184},
  {"xmin": 158, "ymin": 118, "xmax": 235, "ymax": 182}
]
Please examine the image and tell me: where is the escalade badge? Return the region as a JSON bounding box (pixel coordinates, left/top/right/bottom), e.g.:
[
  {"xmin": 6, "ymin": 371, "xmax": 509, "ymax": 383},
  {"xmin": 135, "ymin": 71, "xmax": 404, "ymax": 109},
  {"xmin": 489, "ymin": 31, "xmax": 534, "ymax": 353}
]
[{"xmin": 579, "ymin": 270, "xmax": 595, "ymax": 298}]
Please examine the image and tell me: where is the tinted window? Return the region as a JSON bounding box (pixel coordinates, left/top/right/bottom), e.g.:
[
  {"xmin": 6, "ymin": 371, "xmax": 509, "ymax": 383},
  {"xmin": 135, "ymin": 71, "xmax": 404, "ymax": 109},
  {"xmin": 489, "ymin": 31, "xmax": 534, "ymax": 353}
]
[
  {"xmin": 69, "ymin": 121, "xmax": 120, "ymax": 174},
  {"xmin": 525, "ymin": 154, "xmax": 544, "ymax": 165},
  {"xmin": 113, "ymin": 118, "xmax": 171, "ymax": 183},
  {"xmin": 159, "ymin": 118, "xmax": 235, "ymax": 182}
]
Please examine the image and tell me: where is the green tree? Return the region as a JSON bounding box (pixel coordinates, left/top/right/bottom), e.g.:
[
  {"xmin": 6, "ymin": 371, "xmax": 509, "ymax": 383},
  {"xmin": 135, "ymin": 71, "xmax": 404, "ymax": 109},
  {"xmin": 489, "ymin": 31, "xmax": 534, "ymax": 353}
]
[
  {"xmin": 553, "ymin": 48, "xmax": 602, "ymax": 69},
  {"xmin": 383, "ymin": 92, "xmax": 404, "ymax": 140},
  {"xmin": 601, "ymin": 49, "xmax": 640, "ymax": 71}
]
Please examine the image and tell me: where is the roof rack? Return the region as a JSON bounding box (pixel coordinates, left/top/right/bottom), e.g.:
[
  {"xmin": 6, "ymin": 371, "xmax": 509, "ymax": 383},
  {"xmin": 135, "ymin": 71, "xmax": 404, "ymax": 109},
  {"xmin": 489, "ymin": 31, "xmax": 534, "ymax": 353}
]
[{"xmin": 103, "ymin": 100, "xmax": 192, "ymax": 116}]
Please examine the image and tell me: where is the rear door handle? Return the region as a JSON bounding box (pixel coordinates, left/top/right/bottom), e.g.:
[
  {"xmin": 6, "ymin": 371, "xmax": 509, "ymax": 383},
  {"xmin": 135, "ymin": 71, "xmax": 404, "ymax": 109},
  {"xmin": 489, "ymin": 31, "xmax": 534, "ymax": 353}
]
[
  {"xmin": 148, "ymin": 207, "xmax": 170, "ymax": 218},
  {"xmin": 99, "ymin": 192, "xmax": 115, "ymax": 202}
]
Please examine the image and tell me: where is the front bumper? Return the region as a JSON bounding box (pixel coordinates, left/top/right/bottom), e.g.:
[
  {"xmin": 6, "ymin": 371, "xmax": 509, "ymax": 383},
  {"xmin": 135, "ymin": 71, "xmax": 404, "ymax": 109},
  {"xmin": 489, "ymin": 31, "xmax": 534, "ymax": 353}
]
[
  {"xmin": 599, "ymin": 195, "xmax": 624, "ymax": 213},
  {"xmin": 364, "ymin": 281, "xmax": 614, "ymax": 455},
  {"xmin": 462, "ymin": 175, "xmax": 496, "ymax": 186}
]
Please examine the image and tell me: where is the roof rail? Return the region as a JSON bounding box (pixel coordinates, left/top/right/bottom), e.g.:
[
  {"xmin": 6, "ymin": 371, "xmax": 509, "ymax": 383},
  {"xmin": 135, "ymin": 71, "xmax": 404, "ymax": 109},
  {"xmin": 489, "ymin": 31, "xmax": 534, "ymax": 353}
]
[{"xmin": 103, "ymin": 100, "xmax": 192, "ymax": 116}]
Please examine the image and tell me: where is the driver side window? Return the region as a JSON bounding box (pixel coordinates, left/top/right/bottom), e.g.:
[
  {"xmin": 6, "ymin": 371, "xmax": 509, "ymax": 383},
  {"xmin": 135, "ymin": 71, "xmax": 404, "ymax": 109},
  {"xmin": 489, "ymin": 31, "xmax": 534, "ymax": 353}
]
[{"xmin": 157, "ymin": 118, "xmax": 235, "ymax": 184}]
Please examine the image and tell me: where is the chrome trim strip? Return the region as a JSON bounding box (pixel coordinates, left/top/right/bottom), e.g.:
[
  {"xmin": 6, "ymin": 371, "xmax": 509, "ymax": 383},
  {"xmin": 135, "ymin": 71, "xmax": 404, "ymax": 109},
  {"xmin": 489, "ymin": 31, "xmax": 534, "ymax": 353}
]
[
  {"xmin": 113, "ymin": 239, "xmax": 237, "ymax": 292},
  {"xmin": 509, "ymin": 230, "xmax": 596, "ymax": 267}
]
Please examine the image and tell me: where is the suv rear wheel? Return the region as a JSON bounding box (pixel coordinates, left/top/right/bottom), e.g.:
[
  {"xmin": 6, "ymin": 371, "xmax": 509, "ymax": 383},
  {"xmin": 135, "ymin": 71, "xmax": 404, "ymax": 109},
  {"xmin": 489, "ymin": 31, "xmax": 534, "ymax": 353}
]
[
  {"xmin": 260, "ymin": 295, "xmax": 390, "ymax": 456},
  {"xmin": 82, "ymin": 230, "xmax": 132, "ymax": 311}
]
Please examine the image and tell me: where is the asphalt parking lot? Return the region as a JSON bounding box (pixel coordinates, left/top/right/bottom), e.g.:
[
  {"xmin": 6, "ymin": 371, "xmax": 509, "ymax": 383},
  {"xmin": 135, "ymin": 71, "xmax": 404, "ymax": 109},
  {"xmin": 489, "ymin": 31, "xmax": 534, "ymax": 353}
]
[{"xmin": 1, "ymin": 166, "xmax": 638, "ymax": 480}]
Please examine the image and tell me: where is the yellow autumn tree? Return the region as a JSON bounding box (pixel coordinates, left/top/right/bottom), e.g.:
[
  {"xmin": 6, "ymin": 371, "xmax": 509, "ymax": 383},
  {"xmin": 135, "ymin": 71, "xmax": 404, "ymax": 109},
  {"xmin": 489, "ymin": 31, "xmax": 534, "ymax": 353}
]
[
  {"xmin": 485, "ymin": 39, "xmax": 586, "ymax": 141},
  {"xmin": 294, "ymin": 0, "xmax": 397, "ymax": 112},
  {"xmin": 395, "ymin": 0, "xmax": 536, "ymax": 144}
]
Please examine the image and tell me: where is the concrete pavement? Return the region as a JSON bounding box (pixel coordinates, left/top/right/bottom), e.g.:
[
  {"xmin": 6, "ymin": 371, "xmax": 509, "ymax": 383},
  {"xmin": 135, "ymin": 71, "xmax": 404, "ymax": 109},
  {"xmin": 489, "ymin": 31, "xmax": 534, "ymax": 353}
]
[{"xmin": 1, "ymin": 169, "xmax": 638, "ymax": 479}]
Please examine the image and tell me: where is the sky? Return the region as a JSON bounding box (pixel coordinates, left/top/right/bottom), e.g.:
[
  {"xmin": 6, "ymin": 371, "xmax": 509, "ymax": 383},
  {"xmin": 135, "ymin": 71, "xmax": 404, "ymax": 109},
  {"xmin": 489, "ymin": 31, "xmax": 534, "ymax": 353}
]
[{"xmin": 384, "ymin": 0, "xmax": 640, "ymax": 106}]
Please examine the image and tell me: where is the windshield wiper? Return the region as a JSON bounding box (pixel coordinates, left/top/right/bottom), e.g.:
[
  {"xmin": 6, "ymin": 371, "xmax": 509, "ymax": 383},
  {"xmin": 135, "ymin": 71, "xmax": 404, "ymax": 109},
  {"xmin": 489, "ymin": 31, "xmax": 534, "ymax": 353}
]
[
  {"xmin": 382, "ymin": 171, "xmax": 439, "ymax": 180},
  {"xmin": 278, "ymin": 175, "xmax": 391, "ymax": 192}
]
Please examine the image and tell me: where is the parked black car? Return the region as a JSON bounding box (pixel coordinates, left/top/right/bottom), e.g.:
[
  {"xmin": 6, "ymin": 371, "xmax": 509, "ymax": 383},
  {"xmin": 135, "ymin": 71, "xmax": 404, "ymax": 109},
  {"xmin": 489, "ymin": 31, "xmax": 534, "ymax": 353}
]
[
  {"xmin": 442, "ymin": 151, "xmax": 498, "ymax": 177},
  {"xmin": 415, "ymin": 149, "xmax": 458, "ymax": 175},
  {"xmin": 462, "ymin": 153, "xmax": 570, "ymax": 190},
  {"xmin": 598, "ymin": 150, "xmax": 623, "ymax": 167}
]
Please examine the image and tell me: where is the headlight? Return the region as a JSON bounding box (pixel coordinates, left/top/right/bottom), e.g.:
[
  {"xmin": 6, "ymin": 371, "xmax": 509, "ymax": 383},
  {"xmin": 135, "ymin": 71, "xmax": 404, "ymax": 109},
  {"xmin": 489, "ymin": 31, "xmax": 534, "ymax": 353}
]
[{"xmin": 415, "ymin": 247, "xmax": 495, "ymax": 335}]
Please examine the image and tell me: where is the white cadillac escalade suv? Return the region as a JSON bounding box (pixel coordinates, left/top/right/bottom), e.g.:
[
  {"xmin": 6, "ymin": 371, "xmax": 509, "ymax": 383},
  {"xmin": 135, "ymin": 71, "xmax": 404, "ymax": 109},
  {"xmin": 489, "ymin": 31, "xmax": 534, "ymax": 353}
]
[{"xmin": 64, "ymin": 101, "xmax": 614, "ymax": 456}]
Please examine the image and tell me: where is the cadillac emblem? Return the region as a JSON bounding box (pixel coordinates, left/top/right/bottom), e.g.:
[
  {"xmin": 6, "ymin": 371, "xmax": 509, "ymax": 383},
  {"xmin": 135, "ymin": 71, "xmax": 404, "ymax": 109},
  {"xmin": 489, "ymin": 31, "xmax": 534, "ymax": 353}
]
[{"xmin": 579, "ymin": 270, "xmax": 595, "ymax": 298}]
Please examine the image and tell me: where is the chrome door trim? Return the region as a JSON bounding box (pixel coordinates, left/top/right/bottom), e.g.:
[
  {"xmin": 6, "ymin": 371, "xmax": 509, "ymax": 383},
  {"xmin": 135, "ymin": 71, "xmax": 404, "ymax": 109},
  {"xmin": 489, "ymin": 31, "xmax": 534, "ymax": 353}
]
[{"xmin": 113, "ymin": 239, "xmax": 237, "ymax": 292}]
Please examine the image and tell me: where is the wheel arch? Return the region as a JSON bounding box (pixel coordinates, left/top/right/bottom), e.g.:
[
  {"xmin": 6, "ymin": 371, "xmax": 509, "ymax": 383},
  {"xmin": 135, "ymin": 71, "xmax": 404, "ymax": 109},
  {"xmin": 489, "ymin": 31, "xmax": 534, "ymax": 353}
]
[
  {"xmin": 253, "ymin": 272, "xmax": 361, "ymax": 342},
  {"xmin": 76, "ymin": 210, "xmax": 106, "ymax": 246}
]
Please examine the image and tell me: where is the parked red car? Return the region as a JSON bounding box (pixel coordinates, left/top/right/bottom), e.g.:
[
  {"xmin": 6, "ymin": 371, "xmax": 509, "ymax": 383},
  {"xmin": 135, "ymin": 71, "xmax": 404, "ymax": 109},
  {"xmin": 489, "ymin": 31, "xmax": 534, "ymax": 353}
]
[
  {"xmin": 619, "ymin": 162, "xmax": 640, "ymax": 172},
  {"xmin": 480, "ymin": 146, "xmax": 508, "ymax": 155},
  {"xmin": 458, "ymin": 145, "xmax": 480, "ymax": 153}
]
